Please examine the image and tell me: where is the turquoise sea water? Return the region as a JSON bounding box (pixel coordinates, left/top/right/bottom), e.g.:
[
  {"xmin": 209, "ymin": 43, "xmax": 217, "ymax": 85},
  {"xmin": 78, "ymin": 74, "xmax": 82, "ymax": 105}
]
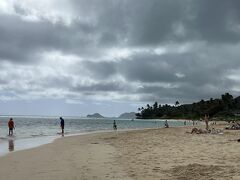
[{"xmin": 0, "ymin": 116, "xmax": 192, "ymax": 156}]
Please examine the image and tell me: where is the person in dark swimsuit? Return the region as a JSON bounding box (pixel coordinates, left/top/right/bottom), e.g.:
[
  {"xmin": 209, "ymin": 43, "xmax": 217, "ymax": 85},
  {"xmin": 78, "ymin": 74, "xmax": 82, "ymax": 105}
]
[
  {"xmin": 113, "ymin": 120, "xmax": 117, "ymax": 130},
  {"xmin": 60, "ymin": 117, "xmax": 65, "ymax": 134}
]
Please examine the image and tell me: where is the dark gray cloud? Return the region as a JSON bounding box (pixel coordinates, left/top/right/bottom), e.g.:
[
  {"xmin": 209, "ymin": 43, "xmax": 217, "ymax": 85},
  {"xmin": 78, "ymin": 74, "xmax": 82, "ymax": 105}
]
[
  {"xmin": 69, "ymin": 0, "xmax": 240, "ymax": 46},
  {"xmin": 72, "ymin": 82, "xmax": 126, "ymax": 92},
  {"xmin": 185, "ymin": 0, "xmax": 240, "ymax": 43},
  {"xmin": 1, "ymin": 0, "xmax": 240, "ymax": 111},
  {"xmin": 0, "ymin": 14, "xmax": 98, "ymax": 63},
  {"xmin": 82, "ymin": 61, "xmax": 116, "ymax": 79},
  {"xmin": 74, "ymin": 43, "xmax": 240, "ymax": 103},
  {"xmin": 1, "ymin": 0, "xmax": 240, "ymax": 62},
  {"xmin": 119, "ymin": 54, "xmax": 177, "ymax": 83}
]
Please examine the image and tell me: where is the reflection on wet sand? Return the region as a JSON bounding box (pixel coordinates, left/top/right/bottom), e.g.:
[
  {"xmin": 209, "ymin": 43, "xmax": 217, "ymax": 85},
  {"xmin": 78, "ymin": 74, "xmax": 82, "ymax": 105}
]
[{"xmin": 8, "ymin": 139, "xmax": 14, "ymax": 152}]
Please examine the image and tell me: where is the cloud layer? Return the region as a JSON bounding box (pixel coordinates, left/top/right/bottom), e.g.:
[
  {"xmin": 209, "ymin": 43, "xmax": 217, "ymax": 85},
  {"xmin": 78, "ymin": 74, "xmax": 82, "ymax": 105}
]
[{"xmin": 1, "ymin": 0, "xmax": 240, "ymax": 115}]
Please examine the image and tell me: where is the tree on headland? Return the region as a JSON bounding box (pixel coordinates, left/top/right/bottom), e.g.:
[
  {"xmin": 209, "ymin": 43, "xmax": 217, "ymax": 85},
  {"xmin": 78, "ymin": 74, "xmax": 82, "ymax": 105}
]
[
  {"xmin": 175, "ymin": 101, "xmax": 180, "ymax": 107},
  {"xmin": 221, "ymin": 93, "xmax": 234, "ymax": 110},
  {"xmin": 153, "ymin": 102, "xmax": 158, "ymax": 110},
  {"xmin": 136, "ymin": 93, "xmax": 240, "ymax": 120}
]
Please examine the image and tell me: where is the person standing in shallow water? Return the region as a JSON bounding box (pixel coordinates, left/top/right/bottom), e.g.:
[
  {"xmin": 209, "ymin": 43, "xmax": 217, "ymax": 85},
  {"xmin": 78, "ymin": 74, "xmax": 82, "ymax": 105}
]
[
  {"xmin": 113, "ymin": 120, "xmax": 117, "ymax": 130},
  {"xmin": 60, "ymin": 117, "xmax": 65, "ymax": 134},
  {"xmin": 165, "ymin": 120, "xmax": 169, "ymax": 128},
  {"xmin": 8, "ymin": 118, "xmax": 15, "ymax": 136}
]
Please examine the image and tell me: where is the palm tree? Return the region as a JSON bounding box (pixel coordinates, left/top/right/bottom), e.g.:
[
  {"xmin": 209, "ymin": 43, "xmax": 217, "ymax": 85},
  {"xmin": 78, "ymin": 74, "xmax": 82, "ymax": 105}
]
[
  {"xmin": 147, "ymin": 104, "xmax": 150, "ymax": 109},
  {"xmin": 175, "ymin": 101, "xmax": 180, "ymax": 107}
]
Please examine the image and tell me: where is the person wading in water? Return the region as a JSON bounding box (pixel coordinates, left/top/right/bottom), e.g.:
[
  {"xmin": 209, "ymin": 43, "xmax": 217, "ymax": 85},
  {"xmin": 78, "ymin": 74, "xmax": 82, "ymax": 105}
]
[
  {"xmin": 60, "ymin": 117, "xmax": 65, "ymax": 134},
  {"xmin": 8, "ymin": 118, "xmax": 15, "ymax": 136}
]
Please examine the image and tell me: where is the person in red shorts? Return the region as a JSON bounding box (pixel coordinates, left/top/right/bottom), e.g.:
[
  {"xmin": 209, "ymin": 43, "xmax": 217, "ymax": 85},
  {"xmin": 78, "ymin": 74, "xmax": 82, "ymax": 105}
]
[{"xmin": 8, "ymin": 118, "xmax": 15, "ymax": 136}]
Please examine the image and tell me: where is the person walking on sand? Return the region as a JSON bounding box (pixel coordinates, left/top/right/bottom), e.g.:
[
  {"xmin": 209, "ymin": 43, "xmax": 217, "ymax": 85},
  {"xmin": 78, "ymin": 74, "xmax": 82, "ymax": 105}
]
[
  {"xmin": 8, "ymin": 118, "xmax": 15, "ymax": 136},
  {"xmin": 60, "ymin": 117, "xmax": 65, "ymax": 134}
]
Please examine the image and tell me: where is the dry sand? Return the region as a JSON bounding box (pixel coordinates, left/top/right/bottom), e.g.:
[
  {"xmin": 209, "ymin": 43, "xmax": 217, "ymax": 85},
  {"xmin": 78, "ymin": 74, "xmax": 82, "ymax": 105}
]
[{"xmin": 0, "ymin": 124, "xmax": 240, "ymax": 180}]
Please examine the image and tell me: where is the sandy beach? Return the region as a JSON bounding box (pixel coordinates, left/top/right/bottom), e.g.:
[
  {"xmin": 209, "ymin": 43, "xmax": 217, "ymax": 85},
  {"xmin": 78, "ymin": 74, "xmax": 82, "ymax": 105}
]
[{"xmin": 0, "ymin": 124, "xmax": 240, "ymax": 180}]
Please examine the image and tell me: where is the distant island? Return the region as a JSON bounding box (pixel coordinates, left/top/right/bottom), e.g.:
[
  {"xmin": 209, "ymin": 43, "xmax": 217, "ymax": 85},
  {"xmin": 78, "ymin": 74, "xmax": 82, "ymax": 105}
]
[
  {"xmin": 87, "ymin": 113, "xmax": 104, "ymax": 118},
  {"xmin": 136, "ymin": 93, "xmax": 240, "ymax": 120},
  {"xmin": 118, "ymin": 112, "xmax": 136, "ymax": 119}
]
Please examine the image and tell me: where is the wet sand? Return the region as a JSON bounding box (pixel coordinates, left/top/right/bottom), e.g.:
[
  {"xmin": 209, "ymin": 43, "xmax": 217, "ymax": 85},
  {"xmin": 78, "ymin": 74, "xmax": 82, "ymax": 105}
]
[{"xmin": 0, "ymin": 124, "xmax": 240, "ymax": 180}]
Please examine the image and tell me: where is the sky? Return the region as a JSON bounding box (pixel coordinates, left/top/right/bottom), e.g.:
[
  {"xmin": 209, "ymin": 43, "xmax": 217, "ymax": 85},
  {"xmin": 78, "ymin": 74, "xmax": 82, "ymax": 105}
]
[{"xmin": 0, "ymin": 0, "xmax": 240, "ymax": 117}]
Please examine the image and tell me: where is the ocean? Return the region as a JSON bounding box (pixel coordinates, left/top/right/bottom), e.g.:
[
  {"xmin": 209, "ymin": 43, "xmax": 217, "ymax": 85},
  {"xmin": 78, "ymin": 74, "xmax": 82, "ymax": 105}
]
[{"xmin": 0, "ymin": 116, "xmax": 192, "ymax": 156}]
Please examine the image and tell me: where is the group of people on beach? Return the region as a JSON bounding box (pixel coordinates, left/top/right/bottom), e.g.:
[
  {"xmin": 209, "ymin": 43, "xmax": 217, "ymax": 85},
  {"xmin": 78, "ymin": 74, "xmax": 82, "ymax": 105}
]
[
  {"xmin": 4, "ymin": 117, "xmax": 120, "ymax": 137},
  {"xmin": 190, "ymin": 114, "xmax": 217, "ymax": 134},
  {"xmin": 6, "ymin": 115, "xmax": 206, "ymax": 138},
  {"xmin": 5, "ymin": 117, "xmax": 65, "ymax": 136}
]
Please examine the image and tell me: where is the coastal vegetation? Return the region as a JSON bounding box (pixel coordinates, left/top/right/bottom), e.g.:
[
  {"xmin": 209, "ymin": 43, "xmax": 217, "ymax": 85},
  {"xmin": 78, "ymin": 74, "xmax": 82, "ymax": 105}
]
[{"xmin": 136, "ymin": 93, "xmax": 240, "ymax": 120}]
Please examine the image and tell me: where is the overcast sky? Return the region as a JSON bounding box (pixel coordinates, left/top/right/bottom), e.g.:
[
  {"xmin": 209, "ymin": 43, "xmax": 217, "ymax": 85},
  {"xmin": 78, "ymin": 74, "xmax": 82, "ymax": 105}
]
[{"xmin": 0, "ymin": 0, "xmax": 240, "ymax": 117}]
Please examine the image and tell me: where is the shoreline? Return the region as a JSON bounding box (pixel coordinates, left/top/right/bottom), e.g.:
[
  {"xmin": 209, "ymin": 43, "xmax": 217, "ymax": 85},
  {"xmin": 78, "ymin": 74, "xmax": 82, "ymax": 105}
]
[
  {"xmin": 0, "ymin": 120, "xmax": 195, "ymax": 157},
  {"xmin": 0, "ymin": 128, "xmax": 154, "ymax": 157},
  {"xmin": 1, "ymin": 124, "xmax": 239, "ymax": 179}
]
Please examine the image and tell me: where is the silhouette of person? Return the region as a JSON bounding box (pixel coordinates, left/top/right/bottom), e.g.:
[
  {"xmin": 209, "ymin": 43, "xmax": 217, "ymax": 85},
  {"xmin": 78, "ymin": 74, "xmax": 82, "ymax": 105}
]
[
  {"xmin": 113, "ymin": 120, "xmax": 117, "ymax": 130},
  {"xmin": 8, "ymin": 139, "xmax": 14, "ymax": 152},
  {"xmin": 8, "ymin": 118, "xmax": 15, "ymax": 136},
  {"xmin": 60, "ymin": 117, "xmax": 65, "ymax": 134}
]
